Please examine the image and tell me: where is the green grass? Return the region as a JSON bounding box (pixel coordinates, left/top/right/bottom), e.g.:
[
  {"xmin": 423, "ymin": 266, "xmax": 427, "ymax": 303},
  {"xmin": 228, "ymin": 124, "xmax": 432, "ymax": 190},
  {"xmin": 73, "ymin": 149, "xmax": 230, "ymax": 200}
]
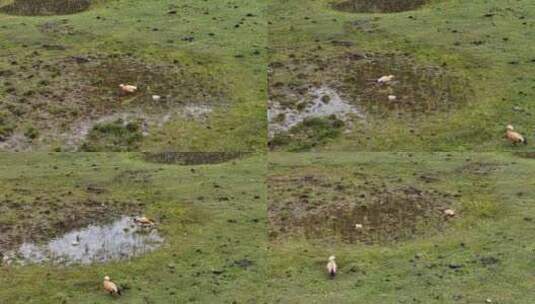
[
  {"xmin": 267, "ymin": 152, "xmax": 535, "ymax": 303},
  {"xmin": 269, "ymin": 0, "xmax": 535, "ymax": 151},
  {"xmin": 0, "ymin": 153, "xmax": 266, "ymax": 303},
  {"xmin": 0, "ymin": 153, "xmax": 534, "ymax": 303},
  {"xmin": 0, "ymin": 0, "xmax": 266, "ymax": 151}
]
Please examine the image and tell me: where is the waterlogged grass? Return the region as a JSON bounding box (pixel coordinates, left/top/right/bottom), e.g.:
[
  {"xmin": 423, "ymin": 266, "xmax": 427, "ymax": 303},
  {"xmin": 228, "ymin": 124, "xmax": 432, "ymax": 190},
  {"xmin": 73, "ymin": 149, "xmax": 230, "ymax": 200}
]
[
  {"xmin": 267, "ymin": 152, "xmax": 535, "ymax": 303},
  {"xmin": 0, "ymin": 0, "xmax": 266, "ymax": 151},
  {"xmin": 0, "ymin": 153, "xmax": 266, "ymax": 303},
  {"xmin": 268, "ymin": 0, "xmax": 535, "ymax": 151}
]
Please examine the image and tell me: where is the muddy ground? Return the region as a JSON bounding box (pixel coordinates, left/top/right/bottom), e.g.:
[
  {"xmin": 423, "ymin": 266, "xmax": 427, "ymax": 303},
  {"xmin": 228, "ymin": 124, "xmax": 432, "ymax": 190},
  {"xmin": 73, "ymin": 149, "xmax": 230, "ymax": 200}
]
[
  {"xmin": 267, "ymin": 153, "xmax": 514, "ymax": 245},
  {"xmin": 0, "ymin": 52, "xmax": 227, "ymax": 151},
  {"xmin": 268, "ymin": 172, "xmax": 455, "ymax": 244},
  {"xmin": 333, "ymin": 0, "xmax": 430, "ymax": 13},
  {"xmin": 268, "ymin": 49, "xmax": 470, "ymax": 149},
  {"xmin": 0, "ymin": 196, "xmax": 142, "ymax": 255}
]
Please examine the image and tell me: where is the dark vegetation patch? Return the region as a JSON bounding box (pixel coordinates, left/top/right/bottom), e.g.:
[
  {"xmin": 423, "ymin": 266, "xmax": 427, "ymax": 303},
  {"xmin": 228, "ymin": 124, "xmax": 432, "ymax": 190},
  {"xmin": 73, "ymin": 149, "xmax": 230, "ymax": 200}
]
[
  {"xmin": 0, "ymin": 196, "xmax": 141, "ymax": 253},
  {"xmin": 268, "ymin": 173, "xmax": 455, "ymax": 244},
  {"xmin": 333, "ymin": 0, "xmax": 429, "ymax": 13},
  {"xmin": 269, "ymin": 116, "xmax": 345, "ymax": 151},
  {"xmin": 0, "ymin": 53, "xmax": 226, "ymax": 149},
  {"xmin": 142, "ymin": 152, "xmax": 249, "ymax": 165},
  {"xmin": 80, "ymin": 119, "xmax": 143, "ymax": 152},
  {"xmin": 0, "ymin": 0, "xmax": 91, "ymax": 16}
]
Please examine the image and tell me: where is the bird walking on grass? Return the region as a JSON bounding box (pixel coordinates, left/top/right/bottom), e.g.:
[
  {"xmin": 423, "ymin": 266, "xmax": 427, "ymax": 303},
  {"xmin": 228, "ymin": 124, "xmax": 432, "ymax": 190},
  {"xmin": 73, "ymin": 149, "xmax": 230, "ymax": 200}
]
[
  {"xmin": 103, "ymin": 276, "xmax": 121, "ymax": 296},
  {"xmin": 326, "ymin": 255, "xmax": 337, "ymax": 279},
  {"xmin": 505, "ymin": 125, "xmax": 527, "ymax": 145}
]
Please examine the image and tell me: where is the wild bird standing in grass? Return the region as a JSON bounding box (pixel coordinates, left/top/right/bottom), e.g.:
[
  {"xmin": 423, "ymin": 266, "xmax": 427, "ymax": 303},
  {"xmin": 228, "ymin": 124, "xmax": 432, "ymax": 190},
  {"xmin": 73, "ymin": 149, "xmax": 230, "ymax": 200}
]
[
  {"xmin": 505, "ymin": 125, "xmax": 527, "ymax": 145},
  {"xmin": 103, "ymin": 276, "xmax": 121, "ymax": 296},
  {"xmin": 326, "ymin": 255, "xmax": 337, "ymax": 279},
  {"xmin": 377, "ymin": 75, "xmax": 395, "ymax": 84},
  {"xmin": 119, "ymin": 84, "xmax": 138, "ymax": 94},
  {"xmin": 134, "ymin": 216, "xmax": 155, "ymax": 227}
]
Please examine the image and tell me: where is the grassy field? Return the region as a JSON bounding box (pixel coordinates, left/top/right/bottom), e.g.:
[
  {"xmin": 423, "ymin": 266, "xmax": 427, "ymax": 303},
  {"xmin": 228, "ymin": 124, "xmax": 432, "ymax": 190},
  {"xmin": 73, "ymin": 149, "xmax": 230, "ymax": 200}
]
[
  {"xmin": 0, "ymin": 153, "xmax": 266, "ymax": 303},
  {"xmin": 268, "ymin": 0, "xmax": 535, "ymax": 151},
  {"xmin": 0, "ymin": 0, "xmax": 266, "ymax": 151},
  {"xmin": 267, "ymin": 152, "xmax": 535, "ymax": 303}
]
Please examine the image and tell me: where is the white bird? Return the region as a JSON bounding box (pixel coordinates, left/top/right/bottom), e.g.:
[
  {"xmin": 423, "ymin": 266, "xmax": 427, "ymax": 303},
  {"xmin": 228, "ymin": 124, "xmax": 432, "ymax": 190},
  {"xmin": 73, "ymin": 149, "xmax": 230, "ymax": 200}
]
[
  {"xmin": 355, "ymin": 224, "xmax": 363, "ymax": 229},
  {"xmin": 326, "ymin": 255, "xmax": 337, "ymax": 279},
  {"xmin": 119, "ymin": 84, "xmax": 138, "ymax": 94},
  {"xmin": 388, "ymin": 95, "xmax": 397, "ymax": 101},
  {"xmin": 152, "ymin": 95, "xmax": 161, "ymax": 101},
  {"xmin": 377, "ymin": 75, "xmax": 395, "ymax": 84},
  {"xmin": 103, "ymin": 276, "xmax": 121, "ymax": 296}
]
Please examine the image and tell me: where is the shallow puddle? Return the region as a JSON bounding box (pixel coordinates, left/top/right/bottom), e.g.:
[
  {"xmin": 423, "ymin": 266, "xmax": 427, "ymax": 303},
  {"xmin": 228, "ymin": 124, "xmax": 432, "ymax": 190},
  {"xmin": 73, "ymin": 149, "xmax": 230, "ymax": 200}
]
[
  {"xmin": 62, "ymin": 105, "xmax": 213, "ymax": 150},
  {"xmin": 3, "ymin": 216, "xmax": 163, "ymax": 265},
  {"xmin": 268, "ymin": 86, "xmax": 363, "ymax": 136}
]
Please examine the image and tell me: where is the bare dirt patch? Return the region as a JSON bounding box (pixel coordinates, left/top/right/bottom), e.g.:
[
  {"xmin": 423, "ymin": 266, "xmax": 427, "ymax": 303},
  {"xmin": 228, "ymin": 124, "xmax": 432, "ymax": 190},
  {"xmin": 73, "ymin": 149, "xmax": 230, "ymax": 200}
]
[
  {"xmin": 143, "ymin": 152, "xmax": 249, "ymax": 165},
  {"xmin": 268, "ymin": 174, "xmax": 455, "ymax": 244},
  {"xmin": 0, "ymin": 0, "xmax": 91, "ymax": 16},
  {"xmin": 333, "ymin": 0, "xmax": 429, "ymax": 13}
]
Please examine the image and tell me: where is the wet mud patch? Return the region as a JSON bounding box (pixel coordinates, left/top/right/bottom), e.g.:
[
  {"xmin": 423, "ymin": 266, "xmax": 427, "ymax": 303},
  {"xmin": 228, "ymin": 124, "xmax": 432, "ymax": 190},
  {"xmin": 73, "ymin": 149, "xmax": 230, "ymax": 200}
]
[
  {"xmin": 269, "ymin": 86, "xmax": 363, "ymax": 136},
  {"xmin": 0, "ymin": 197, "xmax": 142, "ymax": 257},
  {"xmin": 3, "ymin": 216, "xmax": 163, "ymax": 265},
  {"xmin": 269, "ymin": 51, "xmax": 469, "ymax": 147},
  {"xmin": 0, "ymin": 0, "xmax": 91, "ymax": 16},
  {"xmin": 143, "ymin": 152, "xmax": 249, "ymax": 165},
  {"xmin": 0, "ymin": 53, "xmax": 226, "ymax": 150},
  {"xmin": 333, "ymin": 0, "xmax": 429, "ymax": 13},
  {"xmin": 268, "ymin": 174, "xmax": 455, "ymax": 244}
]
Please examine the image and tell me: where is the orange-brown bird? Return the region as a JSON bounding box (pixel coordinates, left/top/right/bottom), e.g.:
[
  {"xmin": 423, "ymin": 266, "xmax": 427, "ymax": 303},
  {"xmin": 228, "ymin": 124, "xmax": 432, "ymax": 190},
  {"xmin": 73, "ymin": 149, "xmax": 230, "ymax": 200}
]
[
  {"xmin": 443, "ymin": 209, "xmax": 456, "ymax": 217},
  {"xmin": 326, "ymin": 255, "xmax": 337, "ymax": 279},
  {"xmin": 133, "ymin": 216, "xmax": 155, "ymax": 227},
  {"xmin": 119, "ymin": 84, "xmax": 138, "ymax": 94},
  {"xmin": 103, "ymin": 276, "xmax": 121, "ymax": 296},
  {"xmin": 505, "ymin": 125, "xmax": 527, "ymax": 145}
]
